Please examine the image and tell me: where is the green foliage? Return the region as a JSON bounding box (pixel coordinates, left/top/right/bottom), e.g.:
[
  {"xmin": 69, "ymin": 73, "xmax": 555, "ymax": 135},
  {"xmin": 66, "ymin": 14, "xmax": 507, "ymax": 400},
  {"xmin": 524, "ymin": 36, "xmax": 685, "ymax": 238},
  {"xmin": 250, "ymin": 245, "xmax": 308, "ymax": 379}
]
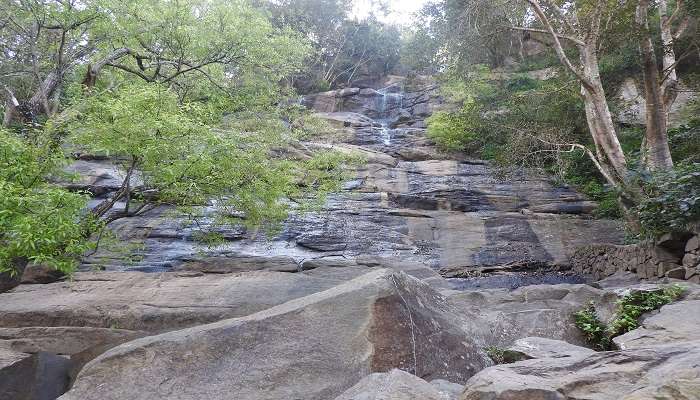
[
  {"xmin": 579, "ymin": 181, "xmax": 621, "ymax": 219},
  {"xmin": 669, "ymin": 100, "xmax": 700, "ymax": 164},
  {"xmin": 399, "ymin": 5, "xmax": 446, "ymax": 75},
  {"xmin": 63, "ymin": 84, "xmax": 352, "ymax": 230},
  {"xmin": 573, "ymin": 302, "xmax": 611, "ymax": 351},
  {"xmin": 261, "ymin": 0, "xmax": 400, "ymax": 91},
  {"xmin": 426, "ymin": 103, "xmax": 481, "ymax": 152},
  {"xmin": 426, "ymin": 67, "xmax": 498, "ymax": 155},
  {"xmin": 636, "ymin": 163, "xmax": 700, "ymax": 238},
  {"xmin": 574, "ymin": 286, "xmax": 686, "ymax": 350},
  {"xmin": 0, "ymin": 129, "xmax": 92, "ymax": 275},
  {"xmin": 608, "ymin": 286, "xmax": 686, "ymax": 337},
  {"xmin": 2, "ymin": 0, "xmax": 311, "ymax": 124}
]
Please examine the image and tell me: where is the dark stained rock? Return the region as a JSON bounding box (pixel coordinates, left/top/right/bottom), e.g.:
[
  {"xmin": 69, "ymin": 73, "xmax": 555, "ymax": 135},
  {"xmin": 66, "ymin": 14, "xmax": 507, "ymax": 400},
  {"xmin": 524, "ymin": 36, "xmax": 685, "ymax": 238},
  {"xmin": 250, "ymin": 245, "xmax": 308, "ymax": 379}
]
[
  {"xmin": 0, "ymin": 349, "xmax": 72, "ymax": 400},
  {"xmin": 21, "ymin": 263, "xmax": 65, "ymax": 284},
  {"xmin": 0, "ymin": 258, "xmax": 27, "ymax": 294},
  {"xmin": 60, "ymin": 270, "xmax": 490, "ymax": 400}
]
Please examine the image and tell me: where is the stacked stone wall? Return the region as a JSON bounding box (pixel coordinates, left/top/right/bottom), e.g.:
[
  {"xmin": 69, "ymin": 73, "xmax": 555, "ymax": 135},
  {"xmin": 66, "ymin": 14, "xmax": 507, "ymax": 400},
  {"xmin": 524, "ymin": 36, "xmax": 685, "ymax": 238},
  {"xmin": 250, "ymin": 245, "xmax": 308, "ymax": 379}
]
[{"xmin": 571, "ymin": 233, "xmax": 700, "ymax": 282}]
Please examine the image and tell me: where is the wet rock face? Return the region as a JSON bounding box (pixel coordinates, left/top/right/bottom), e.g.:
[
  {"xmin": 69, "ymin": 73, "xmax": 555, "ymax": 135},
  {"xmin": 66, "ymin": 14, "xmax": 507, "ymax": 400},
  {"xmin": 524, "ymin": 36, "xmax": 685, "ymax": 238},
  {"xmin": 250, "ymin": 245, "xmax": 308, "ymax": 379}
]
[{"xmin": 73, "ymin": 76, "xmax": 622, "ymax": 272}]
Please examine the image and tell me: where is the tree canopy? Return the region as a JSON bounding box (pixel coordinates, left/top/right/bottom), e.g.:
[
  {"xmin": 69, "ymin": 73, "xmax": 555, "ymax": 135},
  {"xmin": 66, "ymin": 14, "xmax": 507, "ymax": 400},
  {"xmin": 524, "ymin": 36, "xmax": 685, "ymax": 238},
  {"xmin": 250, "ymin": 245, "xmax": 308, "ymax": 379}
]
[{"xmin": 0, "ymin": 0, "xmax": 357, "ymax": 275}]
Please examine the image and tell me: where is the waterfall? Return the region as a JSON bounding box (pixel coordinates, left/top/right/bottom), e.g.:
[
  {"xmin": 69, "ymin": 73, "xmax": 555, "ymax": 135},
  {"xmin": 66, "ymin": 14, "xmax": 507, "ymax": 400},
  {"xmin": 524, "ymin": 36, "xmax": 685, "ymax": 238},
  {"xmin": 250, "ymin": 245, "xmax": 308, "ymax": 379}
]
[{"xmin": 374, "ymin": 85, "xmax": 405, "ymax": 146}]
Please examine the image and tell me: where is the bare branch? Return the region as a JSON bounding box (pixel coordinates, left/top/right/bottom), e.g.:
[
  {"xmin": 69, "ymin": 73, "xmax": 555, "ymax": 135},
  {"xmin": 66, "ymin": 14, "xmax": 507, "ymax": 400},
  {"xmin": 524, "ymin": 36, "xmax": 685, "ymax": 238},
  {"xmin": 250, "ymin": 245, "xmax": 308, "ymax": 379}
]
[
  {"xmin": 509, "ymin": 26, "xmax": 585, "ymax": 46},
  {"xmin": 524, "ymin": 0, "xmax": 594, "ymax": 92}
]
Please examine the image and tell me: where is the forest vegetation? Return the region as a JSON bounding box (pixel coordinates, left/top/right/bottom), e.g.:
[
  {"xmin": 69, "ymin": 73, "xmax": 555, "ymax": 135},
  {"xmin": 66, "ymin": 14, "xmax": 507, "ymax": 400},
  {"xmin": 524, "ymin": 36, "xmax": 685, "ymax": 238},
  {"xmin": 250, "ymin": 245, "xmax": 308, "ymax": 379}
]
[{"xmin": 1, "ymin": 0, "xmax": 699, "ymax": 275}]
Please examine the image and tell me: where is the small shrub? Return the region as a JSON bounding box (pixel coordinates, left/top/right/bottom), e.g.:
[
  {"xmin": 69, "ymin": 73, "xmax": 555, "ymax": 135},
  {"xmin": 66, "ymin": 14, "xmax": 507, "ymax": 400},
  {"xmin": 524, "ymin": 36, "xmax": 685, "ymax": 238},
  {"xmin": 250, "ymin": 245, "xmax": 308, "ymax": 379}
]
[
  {"xmin": 607, "ymin": 285, "xmax": 686, "ymax": 337},
  {"xmin": 484, "ymin": 346, "xmax": 524, "ymax": 364},
  {"xmin": 574, "ymin": 285, "xmax": 685, "ymax": 350},
  {"xmin": 573, "ymin": 302, "xmax": 611, "ymax": 351},
  {"xmin": 580, "ymin": 181, "xmax": 621, "ymax": 219}
]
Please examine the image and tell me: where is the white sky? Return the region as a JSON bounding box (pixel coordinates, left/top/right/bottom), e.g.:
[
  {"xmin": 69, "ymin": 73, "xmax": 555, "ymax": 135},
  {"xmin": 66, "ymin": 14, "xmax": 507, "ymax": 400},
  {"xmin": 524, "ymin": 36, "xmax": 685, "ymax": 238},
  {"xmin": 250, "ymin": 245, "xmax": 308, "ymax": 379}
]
[{"xmin": 351, "ymin": 0, "xmax": 430, "ymax": 25}]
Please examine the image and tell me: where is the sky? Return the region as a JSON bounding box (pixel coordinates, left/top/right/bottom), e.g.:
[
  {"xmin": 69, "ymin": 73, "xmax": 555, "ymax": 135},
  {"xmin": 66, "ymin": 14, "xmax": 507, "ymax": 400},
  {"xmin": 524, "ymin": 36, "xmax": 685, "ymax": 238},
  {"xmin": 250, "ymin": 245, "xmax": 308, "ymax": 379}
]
[{"xmin": 351, "ymin": 0, "xmax": 430, "ymax": 25}]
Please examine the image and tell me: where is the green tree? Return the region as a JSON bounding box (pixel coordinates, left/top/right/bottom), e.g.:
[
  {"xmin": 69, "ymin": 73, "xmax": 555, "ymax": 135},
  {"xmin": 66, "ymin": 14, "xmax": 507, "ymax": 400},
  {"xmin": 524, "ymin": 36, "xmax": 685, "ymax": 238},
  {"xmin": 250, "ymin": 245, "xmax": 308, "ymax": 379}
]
[
  {"xmin": 1, "ymin": 0, "xmax": 310, "ymax": 125},
  {"xmin": 63, "ymin": 83, "xmax": 351, "ymax": 230},
  {"xmin": 0, "ymin": 128, "xmax": 92, "ymax": 275},
  {"xmin": 259, "ymin": 0, "xmax": 401, "ymax": 92},
  {"xmin": 1, "ymin": 1, "xmax": 352, "ymax": 276}
]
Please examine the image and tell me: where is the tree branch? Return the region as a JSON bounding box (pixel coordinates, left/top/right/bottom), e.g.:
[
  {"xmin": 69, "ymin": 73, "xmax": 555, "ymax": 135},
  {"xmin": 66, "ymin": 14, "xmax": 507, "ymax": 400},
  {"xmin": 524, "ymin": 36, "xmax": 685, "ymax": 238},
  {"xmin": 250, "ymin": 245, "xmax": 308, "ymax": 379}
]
[
  {"xmin": 510, "ymin": 26, "xmax": 585, "ymax": 46},
  {"xmin": 523, "ymin": 0, "xmax": 594, "ymax": 91}
]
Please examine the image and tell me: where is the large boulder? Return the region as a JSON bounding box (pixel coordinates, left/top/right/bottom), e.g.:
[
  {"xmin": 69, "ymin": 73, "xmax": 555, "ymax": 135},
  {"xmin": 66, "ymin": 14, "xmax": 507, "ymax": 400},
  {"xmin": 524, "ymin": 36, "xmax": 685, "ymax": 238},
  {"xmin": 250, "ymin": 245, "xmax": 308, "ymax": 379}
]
[
  {"xmin": 507, "ymin": 337, "xmax": 595, "ymax": 360},
  {"xmin": 614, "ymin": 299, "xmax": 700, "ymax": 349},
  {"xmin": 461, "ymin": 341, "xmax": 700, "ymax": 400},
  {"xmin": 448, "ymin": 284, "xmax": 619, "ymax": 347},
  {"xmin": 334, "ymin": 369, "xmax": 449, "ymax": 400},
  {"xmin": 0, "ymin": 348, "xmax": 72, "ymax": 400},
  {"xmin": 0, "ymin": 270, "xmax": 351, "ymax": 332},
  {"xmin": 60, "ymin": 270, "xmax": 490, "ymax": 400}
]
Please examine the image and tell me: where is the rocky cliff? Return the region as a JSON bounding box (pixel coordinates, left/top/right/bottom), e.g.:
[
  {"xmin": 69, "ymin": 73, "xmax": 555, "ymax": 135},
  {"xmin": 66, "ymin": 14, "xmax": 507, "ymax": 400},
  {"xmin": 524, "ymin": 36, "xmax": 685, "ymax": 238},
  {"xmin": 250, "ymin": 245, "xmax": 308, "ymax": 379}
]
[{"xmin": 71, "ymin": 75, "xmax": 622, "ymax": 274}]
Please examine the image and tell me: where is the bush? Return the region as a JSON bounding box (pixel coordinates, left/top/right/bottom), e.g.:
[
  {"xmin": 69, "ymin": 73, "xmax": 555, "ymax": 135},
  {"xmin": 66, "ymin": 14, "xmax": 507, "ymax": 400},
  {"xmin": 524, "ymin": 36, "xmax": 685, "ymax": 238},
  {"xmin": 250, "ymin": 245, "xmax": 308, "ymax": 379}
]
[
  {"xmin": 426, "ymin": 102, "xmax": 482, "ymax": 152},
  {"xmin": 484, "ymin": 346, "xmax": 524, "ymax": 364},
  {"xmin": 573, "ymin": 302, "xmax": 611, "ymax": 351},
  {"xmin": 636, "ymin": 163, "xmax": 700, "ymax": 238},
  {"xmin": 574, "ymin": 285, "xmax": 685, "ymax": 350},
  {"xmin": 579, "ymin": 181, "xmax": 621, "ymax": 219}
]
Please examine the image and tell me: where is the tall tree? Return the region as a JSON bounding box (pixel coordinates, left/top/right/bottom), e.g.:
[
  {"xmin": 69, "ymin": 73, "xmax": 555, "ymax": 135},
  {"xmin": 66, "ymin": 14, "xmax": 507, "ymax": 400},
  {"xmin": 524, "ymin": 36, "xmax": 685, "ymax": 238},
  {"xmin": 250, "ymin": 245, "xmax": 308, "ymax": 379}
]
[{"xmin": 1, "ymin": 0, "xmax": 309, "ymax": 126}]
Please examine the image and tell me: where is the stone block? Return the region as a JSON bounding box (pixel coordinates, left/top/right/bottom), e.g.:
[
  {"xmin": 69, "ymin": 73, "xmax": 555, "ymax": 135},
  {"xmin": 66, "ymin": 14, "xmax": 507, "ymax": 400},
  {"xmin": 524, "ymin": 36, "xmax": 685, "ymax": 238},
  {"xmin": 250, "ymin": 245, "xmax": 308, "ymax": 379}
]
[
  {"xmin": 686, "ymin": 235, "xmax": 699, "ymax": 253},
  {"xmin": 658, "ymin": 262, "xmax": 680, "ymax": 278},
  {"xmin": 637, "ymin": 265, "xmax": 647, "ymax": 279},
  {"xmin": 652, "ymin": 247, "xmax": 682, "ymax": 263},
  {"xmin": 685, "ymin": 267, "xmax": 697, "ymax": 280},
  {"xmin": 665, "ymin": 267, "xmax": 687, "ymax": 280},
  {"xmin": 682, "ymin": 253, "xmax": 699, "ymax": 268},
  {"xmin": 645, "ymin": 263, "xmax": 658, "ymax": 279}
]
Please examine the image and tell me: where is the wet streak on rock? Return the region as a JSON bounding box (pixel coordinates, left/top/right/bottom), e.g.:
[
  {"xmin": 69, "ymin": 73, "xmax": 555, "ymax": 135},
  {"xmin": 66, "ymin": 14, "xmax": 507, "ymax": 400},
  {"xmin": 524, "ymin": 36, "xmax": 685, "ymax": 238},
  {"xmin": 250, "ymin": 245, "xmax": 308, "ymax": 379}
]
[{"xmin": 368, "ymin": 279, "xmax": 490, "ymax": 384}]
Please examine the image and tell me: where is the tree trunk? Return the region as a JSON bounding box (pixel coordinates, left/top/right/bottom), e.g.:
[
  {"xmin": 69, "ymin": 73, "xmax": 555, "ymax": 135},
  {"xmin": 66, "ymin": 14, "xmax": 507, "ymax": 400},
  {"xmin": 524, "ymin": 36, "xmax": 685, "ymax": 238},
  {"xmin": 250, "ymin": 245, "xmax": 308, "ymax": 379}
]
[
  {"xmin": 579, "ymin": 44, "xmax": 629, "ymax": 182},
  {"xmin": 0, "ymin": 257, "xmax": 28, "ymax": 293},
  {"xmin": 82, "ymin": 48, "xmax": 133, "ymax": 89},
  {"xmin": 637, "ymin": 0, "xmax": 674, "ymax": 171},
  {"xmin": 658, "ymin": 0, "xmax": 680, "ymax": 108}
]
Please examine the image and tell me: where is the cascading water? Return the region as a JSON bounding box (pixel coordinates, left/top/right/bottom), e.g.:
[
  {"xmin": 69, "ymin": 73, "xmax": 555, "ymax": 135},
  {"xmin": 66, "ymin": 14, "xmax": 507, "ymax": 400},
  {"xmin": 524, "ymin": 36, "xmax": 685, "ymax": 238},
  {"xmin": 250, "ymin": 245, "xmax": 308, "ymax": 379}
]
[{"xmin": 374, "ymin": 85, "xmax": 404, "ymax": 146}]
